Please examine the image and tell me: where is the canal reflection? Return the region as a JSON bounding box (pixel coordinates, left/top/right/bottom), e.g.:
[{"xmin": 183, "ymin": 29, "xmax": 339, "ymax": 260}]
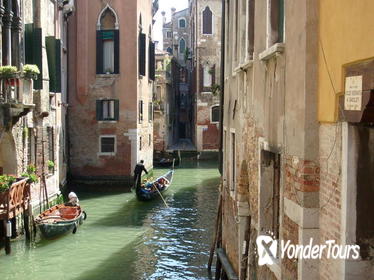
[{"xmin": 0, "ymin": 160, "xmax": 219, "ymax": 280}]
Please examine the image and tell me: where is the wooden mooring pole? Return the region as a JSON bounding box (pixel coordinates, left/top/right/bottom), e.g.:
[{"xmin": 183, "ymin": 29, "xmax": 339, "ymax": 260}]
[{"xmin": 4, "ymin": 219, "xmax": 11, "ymax": 255}]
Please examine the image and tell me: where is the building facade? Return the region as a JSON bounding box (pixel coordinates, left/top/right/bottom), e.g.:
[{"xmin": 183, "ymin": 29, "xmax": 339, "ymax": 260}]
[
  {"xmin": 189, "ymin": 0, "xmax": 221, "ymax": 152},
  {"xmin": 68, "ymin": 0, "xmax": 156, "ymax": 185},
  {"xmin": 218, "ymin": 0, "xmax": 374, "ymax": 279},
  {"xmin": 162, "ymin": 7, "xmax": 190, "ymax": 67},
  {"xmin": 0, "ymin": 0, "xmax": 70, "ymax": 209}
]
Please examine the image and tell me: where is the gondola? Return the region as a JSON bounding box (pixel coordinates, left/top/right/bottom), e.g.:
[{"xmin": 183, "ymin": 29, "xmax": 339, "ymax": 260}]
[
  {"xmin": 136, "ymin": 169, "xmax": 174, "ymax": 201},
  {"xmin": 35, "ymin": 204, "xmax": 86, "ymax": 239}
]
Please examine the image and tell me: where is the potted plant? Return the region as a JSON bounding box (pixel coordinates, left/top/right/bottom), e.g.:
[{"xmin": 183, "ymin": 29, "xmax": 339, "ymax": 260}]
[
  {"xmin": 0, "ymin": 65, "xmax": 19, "ymax": 79},
  {"xmin": 211, "ymin": 84, "xmax": 221, "ymax": 96},
  {"xmin": 47, "ymin": 160, "xmax": 55, "ymax": 172},
  {"xmin": 21, "ymin": 165, "xmax": 38, "ymax": 183},
  {"xmin": 23, "ymin": 64, "xmax": 40, "ymax": 80},
  {"xmin": 0, "ymin": 175, "xmax": 16, "ymax": 193}
]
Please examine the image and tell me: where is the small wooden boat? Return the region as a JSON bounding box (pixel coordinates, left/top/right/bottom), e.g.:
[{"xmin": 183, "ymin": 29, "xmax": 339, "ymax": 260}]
[
  {"xmin": 153, "ymin": 157, "xmax": 179, "ymax": 168},
  {"xmin": 136, "ymin": 169, "xmax": 174, "ymax": 201},
  {"xmin": 35, "ymin": 204, "xmax": 86, "ymax": 239}
]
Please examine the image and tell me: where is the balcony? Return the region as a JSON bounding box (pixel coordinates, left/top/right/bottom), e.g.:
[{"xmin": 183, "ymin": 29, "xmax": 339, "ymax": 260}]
[{"xmin": 0, "ymin": 75, "xmax": 35, "ymax": 128}]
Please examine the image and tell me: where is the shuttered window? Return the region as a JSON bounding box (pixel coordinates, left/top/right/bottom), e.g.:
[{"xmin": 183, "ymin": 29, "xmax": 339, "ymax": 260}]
[
  {"xmin": 24, "ymin": 24, "xmax": 43, "ymax": 89},
  {"xmin": 96, "ymin": 30, "xmax": 119, "ymax": 74},
  {"xmin": 148, "ymin": 41, "xmax": 155, "ymax": 81},
  {"xmin": 148, "ymin": 102, "xmax": 153, "ymax": 122},
  {"xmin": 211, "ymin": 106, "xmax": 220, "ymax": 123},
  {"xmin": 202, "ymin": 6, "xmax": 213, "ymax": 35},
  {"xmin": 96, "ymin": 99, "xmax": 119, "ymax": 121},
  {"xmin": 138, "ymin": 33, "xmax": 146, "ymax": 76},
  {"xmin": 46, "ymin": 37, "xmax": 61, "ymax": 92},
  {"xmin": 139, "ymin": 100, "xmax": 144, "ymax": 123}
]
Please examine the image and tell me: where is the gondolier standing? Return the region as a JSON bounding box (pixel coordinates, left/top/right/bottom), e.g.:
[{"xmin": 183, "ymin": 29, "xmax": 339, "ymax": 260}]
[{"xmin": 134, "ymin": 160, "xmax": 148, "ymax": 188}]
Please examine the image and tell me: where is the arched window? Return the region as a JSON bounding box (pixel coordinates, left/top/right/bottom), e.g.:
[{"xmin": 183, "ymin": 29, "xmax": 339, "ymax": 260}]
[
  {"xmin": 179, "ymin": 38, "xmax": 186, "ymax": 54},
  {"xmin": 179, "ymin": 18, "xmax": 186, "ymax": 28},
  {"xmin": 96, "ymin": 5, "xmax": 119, "ymax": 74},
  {"xmin": 211, "ymin": 105, "xmax": 220, "ymax": 123},
  {"xmin": 202, "ymin": 7, "xmax": 213, "ymax": 35},
  {"xmin": 203, "ymin": 64, "xmax": 212, "ymax": 87}
]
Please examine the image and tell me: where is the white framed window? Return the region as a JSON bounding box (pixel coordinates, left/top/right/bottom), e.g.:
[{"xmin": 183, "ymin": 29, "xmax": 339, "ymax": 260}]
[
  {"xmin": 179, "ymin": 38, "xmax": 186, "ymax": 54},
  {"xmin": 203, "ymin": 65, "xmax": 212, "ymax": 87},
  {"xmin": 202, "ymin": 6, "xmax": 213, "ymax": 35},
  {"xmin": 178, "ymin": 18, "xmax": 186, "ymax": 28},
  {"xmin": 96, "ymin": 99, "xmax": 119, "ymax": 121},
  {"xmin": 211, "ymin": 105, "xmax": 220, "ymax": 123},
  {"xmin": 266, "ymin": 0, "xmax": 285, "ymax": 48},
  {"xmin": 99, "ymin": 135, "xmax": 116, "ymax": 155}
]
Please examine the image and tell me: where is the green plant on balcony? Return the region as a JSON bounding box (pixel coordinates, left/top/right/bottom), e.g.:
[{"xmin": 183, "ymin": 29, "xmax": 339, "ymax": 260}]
[
  {"xmin": 0, "ymin": 65, "xmax": 19, "ymax": 79},
  {"xmin": 47, "ymin": 160, "xmax": 55, "ymax": 171},
  {"xmin": 23, "ymin": 64, "xmax": 40, "ymax": 80},
  {"xmin": 211, "ymin": 84, "xmax": 221, "ymax": 96},
  {"xmin": 0, "ymin": 175, "xmax": 16, "ymax": 193},
  {"xmin": 21, "ymin": 164, "xmax": 38, "ymax": 183}
]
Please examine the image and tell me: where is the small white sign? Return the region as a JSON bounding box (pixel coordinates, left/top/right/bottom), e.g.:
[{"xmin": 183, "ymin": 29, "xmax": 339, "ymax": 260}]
[{"xmin": 344, "ymin": 75, "xmax": 363, "ymax": 111}]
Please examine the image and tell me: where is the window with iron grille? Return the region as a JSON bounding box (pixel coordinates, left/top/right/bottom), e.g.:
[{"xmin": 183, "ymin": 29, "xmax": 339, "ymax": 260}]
[
  {"xmin": 47, "ymin": 127, "xmax": 54, "ymax": 163},
  {"xmin": 139, "ymin": 100, "xmax": 144, "ymax": 123},
  {"xmin": 148, "ymin": 102, "xmax": 153, "ymax": 122},
  {"xmin": 100, "ymin": 136, "xmax": 116, "ymax": 154}
]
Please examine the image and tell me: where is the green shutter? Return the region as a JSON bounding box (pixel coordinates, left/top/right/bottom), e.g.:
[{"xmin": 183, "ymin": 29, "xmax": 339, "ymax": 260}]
[
  {"xmin": 113, "ymin": 30, "xmax": 120, "ymax": 74},
  {"xmin": 96, "ymin": 100, "xmax": 103, "ymax": 120},
  {"xmin": 149, "ymin": 41, "xmax": 155, "ymax": 81},
  {"xmin": 24, "ymin": 24, "xmax": 34, "ymax": 64},
  {"xmin": 33, "ymin": 27, "xmax": 43, "ymax": 89},
  {"xmin": 278, "ymin": 0, "xmax": 284, "ymax": 43},
  {"xmin": 96, "ymin": 31, "xmax": 104, "ymax": 74},
  {"xmin": 138, "ymin": 33, "xmax": 146, "ymax": 76},
  {"xmin": 114, "ymin": 99, "xmax": 119, "ymax": 120},
  {"xmin": 46, "ymin": 37, "xmax": 62, "ymax": 92}
]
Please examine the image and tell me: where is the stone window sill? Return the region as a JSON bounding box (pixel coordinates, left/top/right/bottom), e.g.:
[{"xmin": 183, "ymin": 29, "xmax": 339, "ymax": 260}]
[
  {"xmin": 96, "ymin": 74, "xmax": 119, "ymax": 79},
  {"xmin": 97, "ymin": 152, "xmax": 116, "ymax": 156},
  {"xmin": 259, "ymin": 43, "xmax": 285, "ymax": 61},
  {"xmin": 98, "ymin": 120, "xmax": 118, "ymax": 124}
]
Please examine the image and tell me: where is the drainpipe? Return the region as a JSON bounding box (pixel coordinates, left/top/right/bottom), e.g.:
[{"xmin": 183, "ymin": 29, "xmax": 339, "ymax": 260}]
[{"xmin": 219, "ymin": 0, "xmax": 225, "ymax": 175}]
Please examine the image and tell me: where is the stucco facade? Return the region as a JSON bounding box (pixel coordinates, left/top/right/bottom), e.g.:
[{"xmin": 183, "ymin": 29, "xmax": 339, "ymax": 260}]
[{"xmin": 68, "ymin": 0, "xmax": 155, "ymax": 185}]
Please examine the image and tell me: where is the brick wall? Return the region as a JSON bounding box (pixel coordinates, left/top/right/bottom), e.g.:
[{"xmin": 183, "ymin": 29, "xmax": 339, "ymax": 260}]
[
  {"xmin": 319, "ymin": 124, "xmax": 342, "ymax": 280},
  {"xmin": 282, "ymin": 214, "xmax": 299, "ymax": 279}
]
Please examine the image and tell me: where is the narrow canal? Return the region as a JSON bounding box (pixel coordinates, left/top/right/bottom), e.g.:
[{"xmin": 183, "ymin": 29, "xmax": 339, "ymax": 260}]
[{"xmin": 0, "ymin": 160, "xmax": 220, "ymax": 280}]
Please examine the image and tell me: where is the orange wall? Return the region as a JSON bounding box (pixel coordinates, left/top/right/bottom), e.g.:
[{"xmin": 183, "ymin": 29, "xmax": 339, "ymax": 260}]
[{"xmin": 318, "ymin": 0, "xmax": 374, "ymax": 122}]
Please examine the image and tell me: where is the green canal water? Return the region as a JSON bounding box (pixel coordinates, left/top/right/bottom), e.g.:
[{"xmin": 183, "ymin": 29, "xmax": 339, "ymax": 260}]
[{"xmin": 0, "ymin": 160, "xmax": 220, "ymax": 280}]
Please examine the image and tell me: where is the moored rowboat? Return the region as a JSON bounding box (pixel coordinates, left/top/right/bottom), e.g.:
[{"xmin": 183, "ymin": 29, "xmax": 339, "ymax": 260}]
[{"xmin": 35, "ymin": 204, "xmax": 86, "ymax": 239}]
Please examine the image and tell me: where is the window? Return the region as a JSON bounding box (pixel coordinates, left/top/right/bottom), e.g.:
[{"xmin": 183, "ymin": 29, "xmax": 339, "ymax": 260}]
[
  {"xmin": 139, "ymin": 33, "xmax": 146, "ymax": 76},
  {"xmin": 96, "ymin": 99, "xmax": 119, "ymax": 121},
  {"xmin": 27, "ymin": 128, "xmax": 35, "ymax": 166},
  {"xmin": 149, "ymin": 134, "xmax": 151, "ymax": 146},
  {"xmin": 148, "ymin": 40, "xmax": 155, "ymax": 80},
  {"xmin": 179, "ymin": 38, "xmax": 186, "ymax": 54},
  {"xmin": 211, "ymin": 106, "xmax": 220, "ymax": 123},
  {"xmin": 260, "ymin": 150, "xmax": 281, "ymax": 239},
  {"xmin": 96, "ymin": 6, "xmax": 119, "ymax": 74},
  {"xmin": 203, "ymin": 65, "xmax": 212, "ymax": 87},
  {"xmin": 267, "ymin": 0, "xmax": 284, "ymax": 46},
  {"xmin": 139, "ymin": 136, "xmax": 142, "ymax": 151},
  {"xmin": 247, "ymin": 0, "xmax": 255, "ymax": 58},
  {"xmin": 231, "ymin": 133, "xmax": 236, "ymax": 191},
  {"xmin": 202, "ymin": 6, "xmax": 213, "ymax": 34},
  {"xmin": 100, "ymin": 136, "xmax": 116, "ymax": 154},
  {"xmin": 166, "ymin": 47, "xmax": 173, "ymax": 54},
  {"xmin": 47, "ymin": 127, "xmax": 54, "ymax": 164},
  {"xmin": 179, "ymin": 18, "xmax": 186, "ymax": 28},
  {"xmin": 166, "ymin": 31, "xmax": 172, "ymax": 38},
  {"xmin": 139, "ymin": 100, "xmax": 144, "ymax": 123},
  {"xmin": 46, "ymin": 37, "xmax": 62, "ymax": 92},
  {"xmin": 148, "ymin": 102, "xmax": 153, "ymax": 122},
  {"xmin": 25, "ymin": 23, "xmax": 43, "ymax": 89}
]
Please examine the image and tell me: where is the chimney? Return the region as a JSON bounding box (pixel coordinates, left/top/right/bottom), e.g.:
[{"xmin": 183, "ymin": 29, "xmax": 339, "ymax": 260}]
[{"xmin": 161, "ymin": 11, "xmax": 166, "ymax": 25}]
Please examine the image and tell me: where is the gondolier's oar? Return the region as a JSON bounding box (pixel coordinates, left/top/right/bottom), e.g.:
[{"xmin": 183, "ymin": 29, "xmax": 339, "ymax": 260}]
[{"xmin": 154, "ymin": 183, "xmax": 169, "ymax": 208}]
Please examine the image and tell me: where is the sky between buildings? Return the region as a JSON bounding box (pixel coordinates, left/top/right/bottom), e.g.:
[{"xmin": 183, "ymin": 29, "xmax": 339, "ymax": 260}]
[{"xmin": 154, "ymin": 0, "xmax": 189, "ymax": 50}]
